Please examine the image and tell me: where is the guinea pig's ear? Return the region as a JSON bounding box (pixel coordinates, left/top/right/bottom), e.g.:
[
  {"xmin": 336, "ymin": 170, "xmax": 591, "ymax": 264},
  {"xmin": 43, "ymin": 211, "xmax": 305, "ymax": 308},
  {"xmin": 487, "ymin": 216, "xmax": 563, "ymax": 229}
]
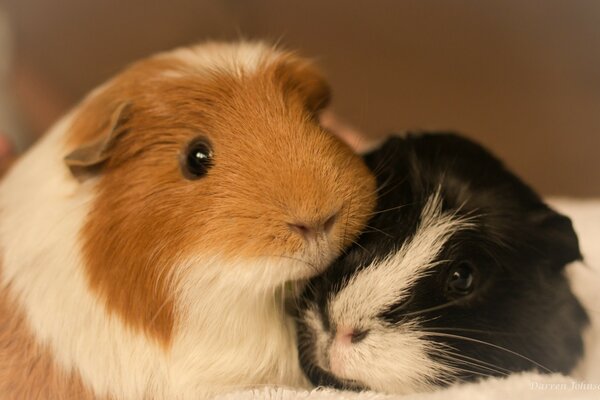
[
  {"xmin": 529, "ymin": 205, "xmax": 582, "ymax": 267},
  {"xmin": 275, "ymin": 55, "xmax": 331, "ymax": 116},
  {"xmin": 64, "ymin": 102, "xmax": 131, "ymax": 180},
  {"xmin": 319, "ymin": 110, "xmax": 387, "ymax": 154}
]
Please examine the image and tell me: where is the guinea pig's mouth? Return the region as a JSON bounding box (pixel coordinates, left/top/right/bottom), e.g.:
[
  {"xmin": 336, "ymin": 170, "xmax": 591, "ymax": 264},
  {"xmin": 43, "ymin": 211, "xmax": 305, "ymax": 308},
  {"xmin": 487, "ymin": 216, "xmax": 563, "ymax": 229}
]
[
  {"xmin": 291, "ymin": 245, "xmax": 341, "ymax": 278},
  {"xmin": 251, "ymin": 249, "xmax": 336, "ymax": 287},
  {"xmin": 313, "ymin": 341, "xmax": 372, "ymax": 392},
  {"xmin": 287, "ymin": 256, "xmax": 334, "ymax": 282}
]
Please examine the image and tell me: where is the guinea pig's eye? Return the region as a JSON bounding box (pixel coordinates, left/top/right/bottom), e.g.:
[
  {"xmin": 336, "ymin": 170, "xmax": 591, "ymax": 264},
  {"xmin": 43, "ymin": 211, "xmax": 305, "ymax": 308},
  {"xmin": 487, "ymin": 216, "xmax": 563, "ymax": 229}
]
[
  {"xmin": 182, "ymin": 138, "xmax": 213, "ymax": 179},
  {"xmin": 445, "ymin": 262, "xmax": 476, "ymax": 297}
]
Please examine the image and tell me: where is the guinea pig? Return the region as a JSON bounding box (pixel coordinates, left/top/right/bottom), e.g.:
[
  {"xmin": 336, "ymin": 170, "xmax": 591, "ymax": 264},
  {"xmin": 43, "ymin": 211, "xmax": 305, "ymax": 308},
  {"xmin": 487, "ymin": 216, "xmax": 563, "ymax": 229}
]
[
  {"xmin": 296, "ymin": 132, "xmax": 588, "ymax": 394},
  {"xmin": 0, "ymin": 42, "xmax": 376, "ymax": 399}
]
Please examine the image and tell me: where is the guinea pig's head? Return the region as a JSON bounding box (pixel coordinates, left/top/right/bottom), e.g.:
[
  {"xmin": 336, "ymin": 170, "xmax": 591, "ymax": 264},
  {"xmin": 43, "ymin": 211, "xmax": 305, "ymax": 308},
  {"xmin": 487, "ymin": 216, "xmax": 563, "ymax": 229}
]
[
  {"xmin": 62, "ymin": 42, "xmax": 376, "ymax": 344},
  {"xmin": 297, "ymin": 133, "xmax": 588, "ymax": 393}
]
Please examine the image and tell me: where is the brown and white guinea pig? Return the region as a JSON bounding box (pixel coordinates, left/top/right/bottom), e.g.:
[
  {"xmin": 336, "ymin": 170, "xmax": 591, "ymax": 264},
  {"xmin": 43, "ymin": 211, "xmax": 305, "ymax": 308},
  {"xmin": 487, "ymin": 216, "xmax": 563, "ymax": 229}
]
[
  {"xmin": 0, "ymin": 42, "xmax": 376, "ymax": 399},
  {"xmin": 296, "ymin": 133, "xmax": 589, "ymax": 394}
]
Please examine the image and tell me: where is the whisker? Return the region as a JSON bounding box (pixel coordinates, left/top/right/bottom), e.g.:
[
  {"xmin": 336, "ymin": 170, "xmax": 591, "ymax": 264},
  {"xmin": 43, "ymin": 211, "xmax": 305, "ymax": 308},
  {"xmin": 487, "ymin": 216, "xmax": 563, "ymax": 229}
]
[
  {"xmin": 373, "ymin": 177, "xmax": 406, "ymax": 200},
  {"xmin": 367, "ymin": 201, "xmax": 416, "ymax": 216},
  {"xmin": 435, "ymin": 345, "xmax": 513, "ymax": 376},
  {"xmin": 399, "ymin": 299, "xmax": 464, "ymax": 317},
  {"xmin": 346, "ymin": 237, "xmax": 372, "ymax": 256},
  {"xmin": 342, "ymin": 191, "xmax": 353, "ymax": 254},
  {"xmin": 421, "ymin": 331, "xmax": 552, "ymax": 373},
  {"xmin": 435, "ymin": 353, "xmax": 507, "ymax": 378},
  {"xmin": 420, "ymin": 326, "xmax": 517, "ymax": 336},
  {"xmin": 361, "ymin": 224, "xmax": 394, "ymax": 239}
]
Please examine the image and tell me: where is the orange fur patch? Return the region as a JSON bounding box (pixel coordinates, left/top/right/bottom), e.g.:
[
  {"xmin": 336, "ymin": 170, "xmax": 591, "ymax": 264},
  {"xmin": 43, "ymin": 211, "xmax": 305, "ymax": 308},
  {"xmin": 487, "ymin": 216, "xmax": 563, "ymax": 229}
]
[{"xmin": 66, "ymin": 45, "xmax": 376, "ymax": 346}]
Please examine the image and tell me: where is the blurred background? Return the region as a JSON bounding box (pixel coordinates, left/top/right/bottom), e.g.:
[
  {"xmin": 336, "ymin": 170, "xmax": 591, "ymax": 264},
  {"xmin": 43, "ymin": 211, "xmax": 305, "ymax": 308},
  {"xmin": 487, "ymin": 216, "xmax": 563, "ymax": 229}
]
[{"xmin": 0, "ymin": 0, "xmax": 598, "ymax": 195}]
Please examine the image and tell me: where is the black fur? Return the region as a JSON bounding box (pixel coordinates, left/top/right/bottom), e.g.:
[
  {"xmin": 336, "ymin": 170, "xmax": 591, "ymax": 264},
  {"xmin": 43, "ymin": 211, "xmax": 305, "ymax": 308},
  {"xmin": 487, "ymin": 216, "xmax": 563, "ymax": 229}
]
[{"xmin": 297, "ymin": 132, "xmax": 588, "ymax": 390}]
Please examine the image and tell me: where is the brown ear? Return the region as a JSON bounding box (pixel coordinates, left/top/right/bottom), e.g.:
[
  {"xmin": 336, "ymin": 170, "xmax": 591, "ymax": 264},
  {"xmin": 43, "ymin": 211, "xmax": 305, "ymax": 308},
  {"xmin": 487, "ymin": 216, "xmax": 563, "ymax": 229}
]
[
  {"xmin": 64, "ymin": 102, "xmax": 131, "ymax": 180},
  {"xmin": 274, "ymin": 54, "xmax": 331, "ymax": 115}
]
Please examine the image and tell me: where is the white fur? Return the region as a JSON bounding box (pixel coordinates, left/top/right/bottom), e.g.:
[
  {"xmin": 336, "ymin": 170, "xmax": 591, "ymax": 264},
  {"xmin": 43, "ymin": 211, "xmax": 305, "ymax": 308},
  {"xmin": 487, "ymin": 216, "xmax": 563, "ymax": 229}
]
[
  {"xmin": 306, "ymin": 193, "xmax": 469, "ymax": 392},
  {"xmin": 162, "ymin": 41, "xmax": 274, "ymax": 78},
  {"xmin": 168, "ymin": 255, "xmax": 311, "ymax": 397}
]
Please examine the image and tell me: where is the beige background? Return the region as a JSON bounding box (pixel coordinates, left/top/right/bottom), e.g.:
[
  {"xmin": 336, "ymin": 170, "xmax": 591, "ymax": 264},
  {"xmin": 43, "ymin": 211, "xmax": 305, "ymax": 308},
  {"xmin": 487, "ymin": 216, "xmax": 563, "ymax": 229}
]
[{"xmin": 3, "ymin": 0, "xmax": 600, "ymax": 196}]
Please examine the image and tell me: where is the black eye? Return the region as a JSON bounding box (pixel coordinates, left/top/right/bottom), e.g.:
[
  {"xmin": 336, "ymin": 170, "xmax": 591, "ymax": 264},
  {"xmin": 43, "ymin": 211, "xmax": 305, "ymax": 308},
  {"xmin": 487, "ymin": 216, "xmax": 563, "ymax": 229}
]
[
  {"xmin": 182, "ymin": 138, "xmax": 213, "ymax": 179},
  {"xmin": 445, "ymin": 262, "xmax": 475, "ymax": 297}
]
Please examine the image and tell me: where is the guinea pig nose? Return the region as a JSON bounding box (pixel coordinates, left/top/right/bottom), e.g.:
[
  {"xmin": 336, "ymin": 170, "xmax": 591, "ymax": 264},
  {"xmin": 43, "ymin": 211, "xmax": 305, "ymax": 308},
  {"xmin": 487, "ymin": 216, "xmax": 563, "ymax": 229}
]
[
  {"xmin": 288, "ymin": 212, "xmax": 339, "ymax": 241},
  {"xmin": 288, "ymin": 222, "xmax": 317, "ymax": 240},
  {"xmin": 323, "ymin": 212, "xmax": 338, "ymax": 235},
  {"xmin": 351, "ymin": 329, "xmax": 370, "ymax": 344},
  {"xmin": 335, "ymin": 326, "xmax": 370, "ymax": 345}
]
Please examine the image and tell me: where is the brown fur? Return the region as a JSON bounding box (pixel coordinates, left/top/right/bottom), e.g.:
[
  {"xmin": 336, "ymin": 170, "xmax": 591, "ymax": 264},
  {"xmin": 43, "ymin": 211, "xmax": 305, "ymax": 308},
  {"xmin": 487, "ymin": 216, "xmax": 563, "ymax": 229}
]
[
  {"xmin": 65, "ymin": 45, "xmax": 376, "ymax": 345},
  {"xmin": 0, "ymin": 264, "xmax": 97, "ymax": 399}
]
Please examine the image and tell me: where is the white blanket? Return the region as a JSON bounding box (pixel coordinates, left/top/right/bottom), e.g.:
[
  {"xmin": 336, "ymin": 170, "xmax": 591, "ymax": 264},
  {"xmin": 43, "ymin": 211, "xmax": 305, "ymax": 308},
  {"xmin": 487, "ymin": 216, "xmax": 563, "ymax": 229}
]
[{"xmin": 217, "ymin": 199, "xmax": 600, "ymax": 399}]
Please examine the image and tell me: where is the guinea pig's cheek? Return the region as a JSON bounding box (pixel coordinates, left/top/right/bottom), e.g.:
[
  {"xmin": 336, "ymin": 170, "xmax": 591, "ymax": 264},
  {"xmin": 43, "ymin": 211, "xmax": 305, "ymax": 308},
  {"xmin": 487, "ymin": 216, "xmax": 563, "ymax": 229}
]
[{"xmin": 352, "ymin": 328, "xmax": 448, "ymax": 394}]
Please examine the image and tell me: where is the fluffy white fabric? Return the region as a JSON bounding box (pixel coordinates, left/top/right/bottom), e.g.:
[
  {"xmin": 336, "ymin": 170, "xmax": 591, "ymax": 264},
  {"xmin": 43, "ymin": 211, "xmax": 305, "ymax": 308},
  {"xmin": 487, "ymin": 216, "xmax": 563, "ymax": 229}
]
[
  {"xmin": 215, "ymin": 373, "xmax": 597, "ymax": 400},
  {"xmin": 217, "ymin": 199, "xmax": 600, "ymax": 400}
]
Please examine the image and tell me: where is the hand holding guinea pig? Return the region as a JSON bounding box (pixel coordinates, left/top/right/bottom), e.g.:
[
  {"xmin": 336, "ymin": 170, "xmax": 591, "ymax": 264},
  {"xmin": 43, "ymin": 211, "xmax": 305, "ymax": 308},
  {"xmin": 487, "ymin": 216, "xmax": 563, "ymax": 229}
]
[
  {"xmin": 0, "ymin": 42, "xmax": 376, "ymax": 399},
  {"xmin": 297, "ymin": 133, "xmax": 588, "ymax": 394}
]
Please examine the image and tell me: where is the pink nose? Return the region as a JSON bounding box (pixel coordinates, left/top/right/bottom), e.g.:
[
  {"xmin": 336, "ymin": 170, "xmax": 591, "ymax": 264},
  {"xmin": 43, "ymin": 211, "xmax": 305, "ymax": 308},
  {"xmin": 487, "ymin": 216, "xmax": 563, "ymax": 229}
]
[
  {"xmin": 335, "ymin": 326, "xmax": 369, "ymax": 345},
  {"xmin": 288, "ymin": 212, "xmax": 338, "ymax": 241}
]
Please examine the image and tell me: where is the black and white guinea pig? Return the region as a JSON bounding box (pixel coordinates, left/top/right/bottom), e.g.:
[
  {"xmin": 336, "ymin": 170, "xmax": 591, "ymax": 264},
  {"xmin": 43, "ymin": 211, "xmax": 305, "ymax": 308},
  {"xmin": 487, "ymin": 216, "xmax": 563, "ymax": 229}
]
[{"xmin": 296, "ymin": 132, "xmax": 589, "ymax": 394}]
